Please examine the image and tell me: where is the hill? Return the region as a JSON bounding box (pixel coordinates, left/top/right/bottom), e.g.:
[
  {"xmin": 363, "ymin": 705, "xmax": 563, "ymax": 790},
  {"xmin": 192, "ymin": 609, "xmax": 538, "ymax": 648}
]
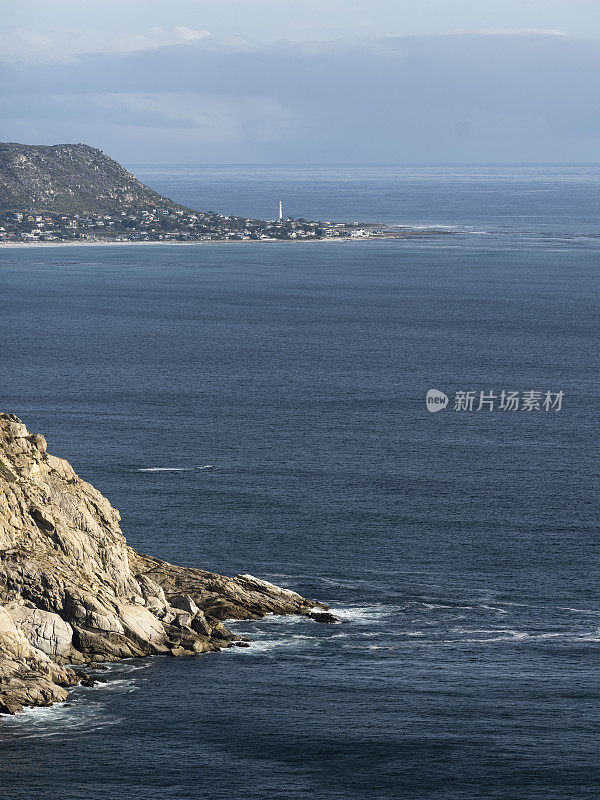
[{"xmin": 0, "ymin": 142, "xmax": 188, "ymax": 215}]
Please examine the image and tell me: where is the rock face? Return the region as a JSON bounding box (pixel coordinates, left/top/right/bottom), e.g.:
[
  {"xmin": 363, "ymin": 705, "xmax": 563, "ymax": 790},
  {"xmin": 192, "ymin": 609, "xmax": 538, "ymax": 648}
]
[{"xmin": 0, "ymin": 413, "xmax": 323, "ymax": 714}]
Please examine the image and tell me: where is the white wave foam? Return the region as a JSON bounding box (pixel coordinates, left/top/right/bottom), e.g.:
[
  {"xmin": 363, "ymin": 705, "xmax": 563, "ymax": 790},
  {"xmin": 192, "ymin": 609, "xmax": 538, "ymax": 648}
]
[
  {"xmin": 442, "ymin": 630, "xmax": 529, "ymax": 644},
  {"xmin": 421, "ymin": 627, "xmax": 600, "ymax": 646},
  {"xmin": 228, "ymin": 613, "xmax": 305, "ymax": 627},
  {"xmin": 391, "ymin": 223, "xmax": 491, "ymax": 235},
  {"xmin": 223, "ymin": 633, "xmax": 318, "ymax": 655},
  {"xmin": 7, "ymin": 702, "xmax": 68, "ymax": 720},
  {"xmin": 480, "ymin": 605, "xmax": 509, "ymax": 615},
  {"xmin": 332, "ymin": 605, "xmax": 397, "ymax": 624},
  {"xmin": 558, "ymin": 607, "xmax": 600, "ymax": 615},
  {"xmin": 421, "ymin": 602, "xmax": 474, "ymax": 611},
  {"xmin": 393, "ymin": 224, "xmax": 460, "ymax": 231},
  {"xmin": 2, "ymin": 702, "xmax": 120, "ymax": 737},
  {"xmin": 79, "ymin": 679, "xmax": 138, "ymax": 692},
  {"xmin": 137, "ymin": 467, "xmax": 189, "ymax": 472},
  {"xmin": 137, "ymin": 465, "xmax": 215, "ymax": 472},
  {"xmin": 455, "ymin": 627, "xmax": 524, "ymax": 636}
]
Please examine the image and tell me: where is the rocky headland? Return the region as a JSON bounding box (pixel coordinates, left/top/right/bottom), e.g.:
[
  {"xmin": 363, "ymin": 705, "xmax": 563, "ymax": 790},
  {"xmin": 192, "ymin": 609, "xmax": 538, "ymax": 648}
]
[
  {"xmin": 0, "ymin": 142, "xmax": 429, "ymax": 244},
  {"xmin": 0, "ymin": 412, "xmax": 325, "ymax": 715}
]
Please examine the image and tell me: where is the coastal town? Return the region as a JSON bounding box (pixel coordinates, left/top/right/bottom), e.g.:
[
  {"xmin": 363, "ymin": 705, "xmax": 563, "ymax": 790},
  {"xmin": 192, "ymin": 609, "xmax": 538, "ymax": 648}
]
[
  {"xmin": 0, "ymin": 143, "xmax": 436, "ymax": 245},
  {"xmin": 0, "ymin": 208, "xmax": 389, "ymax": 244}
]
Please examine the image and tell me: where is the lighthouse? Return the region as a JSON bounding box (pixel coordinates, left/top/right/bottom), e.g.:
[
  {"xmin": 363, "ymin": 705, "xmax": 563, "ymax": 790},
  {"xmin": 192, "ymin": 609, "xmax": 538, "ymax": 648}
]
[{"xmin": 278, "ymin": 200, "xmax": 283, "ymax": 221}]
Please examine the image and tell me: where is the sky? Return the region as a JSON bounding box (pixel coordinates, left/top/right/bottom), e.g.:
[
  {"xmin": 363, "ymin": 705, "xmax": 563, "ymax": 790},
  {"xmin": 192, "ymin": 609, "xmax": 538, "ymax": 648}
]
[{"xmin": 2, "ymin": 0, "xmax": 600, "ymax": 163}]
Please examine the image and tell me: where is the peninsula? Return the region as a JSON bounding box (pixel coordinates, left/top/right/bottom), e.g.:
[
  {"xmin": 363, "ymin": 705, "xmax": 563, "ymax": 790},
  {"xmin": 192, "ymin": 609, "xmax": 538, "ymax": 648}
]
[
  {"xmin": 0, "ymin": 142, "xmax": 405, "ymax": 245},
  {"xmin": 0, "ymin": 413, "xmax": 327, "ymax": 715}
]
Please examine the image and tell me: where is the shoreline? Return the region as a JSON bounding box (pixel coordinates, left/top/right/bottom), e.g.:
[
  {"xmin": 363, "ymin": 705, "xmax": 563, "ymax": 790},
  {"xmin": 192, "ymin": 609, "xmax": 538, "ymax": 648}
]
[
  {"xmin": 0, "ymin": 413, "xmax": 329, "ymax": 716},
  {"xmin": 0, "ymin": 237, "xmax": 376, "ymax": 250},
  {"xmin": 0, "ymin": 231, "xmax": 448, "ymax": 250}
]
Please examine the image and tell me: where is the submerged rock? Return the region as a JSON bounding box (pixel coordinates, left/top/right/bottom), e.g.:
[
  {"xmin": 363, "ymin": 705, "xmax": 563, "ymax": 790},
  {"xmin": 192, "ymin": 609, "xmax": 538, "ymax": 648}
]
[{"xmin": 0, "ymin": 413, "xmax": 326, "ymax": 714}]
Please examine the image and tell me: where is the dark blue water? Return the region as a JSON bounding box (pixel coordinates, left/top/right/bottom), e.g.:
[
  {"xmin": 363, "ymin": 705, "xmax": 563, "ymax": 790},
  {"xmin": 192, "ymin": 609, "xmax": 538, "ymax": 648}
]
[{"xmin": 0, "ymin": 167, "xmax": 599, "ymax": 800}]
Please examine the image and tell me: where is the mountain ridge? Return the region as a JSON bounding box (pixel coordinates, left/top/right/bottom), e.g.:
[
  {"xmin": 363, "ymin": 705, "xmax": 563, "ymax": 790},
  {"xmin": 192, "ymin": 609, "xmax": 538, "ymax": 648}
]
[{"xmin": 0, "ymin": 142, "xmax": 191, "ymax": 215}]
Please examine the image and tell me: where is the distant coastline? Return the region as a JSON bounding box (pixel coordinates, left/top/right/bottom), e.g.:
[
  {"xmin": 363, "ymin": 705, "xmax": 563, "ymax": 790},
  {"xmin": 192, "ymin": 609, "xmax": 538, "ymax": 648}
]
[
  {"xmin": 1, "ymin": 208, "xmax": 421, "ymax": 246},
  {"xmin": 0, "ymin": 237, "xmax": 385, "ymax": 250},
  {"xmin": 0, "ymin": 143, "xmax": 453, "ymax": 248},
  {"xmin": 0, "ymin": 229, "xmax": 445, "ymax": 249}
]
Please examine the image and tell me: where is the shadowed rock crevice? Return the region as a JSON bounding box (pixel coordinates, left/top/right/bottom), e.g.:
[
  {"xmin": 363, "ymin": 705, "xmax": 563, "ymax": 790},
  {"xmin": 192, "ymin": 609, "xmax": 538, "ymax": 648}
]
[{"xmin": 0, "ymin": 413, "xmax": 324, "ymax": 715}]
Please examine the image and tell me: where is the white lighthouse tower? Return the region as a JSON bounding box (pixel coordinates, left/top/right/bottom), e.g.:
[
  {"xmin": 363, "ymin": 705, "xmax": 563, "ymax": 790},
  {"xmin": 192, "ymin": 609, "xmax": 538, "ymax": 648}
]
[{"xmin": 278, "ymin": 200, "xmax": 283, "ymax": 221}]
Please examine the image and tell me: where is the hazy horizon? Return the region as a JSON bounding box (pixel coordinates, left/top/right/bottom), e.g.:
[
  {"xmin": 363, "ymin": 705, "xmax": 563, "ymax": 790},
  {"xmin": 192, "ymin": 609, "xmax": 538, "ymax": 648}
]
[{"xmin": 124, "ymin": 161, "xmax": 600, "ymax": 167}]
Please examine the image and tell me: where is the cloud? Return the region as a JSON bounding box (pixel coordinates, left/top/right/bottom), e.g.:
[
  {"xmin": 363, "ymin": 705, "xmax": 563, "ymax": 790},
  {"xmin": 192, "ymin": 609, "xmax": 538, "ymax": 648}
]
[
  {"xmin": 475, "ymin": 28, "xmax": 567, "ymax": 36},
  {"xmin": 89, "ymin": 92, "xmax": 297, "ymax": 142},
  {"xmin": 0, "ymin": 26, "xmax": 212, "ymax": 65},
  {"xmin": 2, "ymin": 33, "xmax": 600, "ymax": 162}
]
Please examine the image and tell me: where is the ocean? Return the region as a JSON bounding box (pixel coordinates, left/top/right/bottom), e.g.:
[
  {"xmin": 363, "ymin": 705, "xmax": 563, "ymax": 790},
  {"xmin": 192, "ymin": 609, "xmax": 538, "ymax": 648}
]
[{"xmin": 0, "ymin": 165, "xmax": 599, "ymax": 800}]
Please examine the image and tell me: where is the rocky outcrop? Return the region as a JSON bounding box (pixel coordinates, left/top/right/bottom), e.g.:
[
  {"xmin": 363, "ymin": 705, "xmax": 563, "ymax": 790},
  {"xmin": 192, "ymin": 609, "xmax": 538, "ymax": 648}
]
[{"xmin": 0, "ymin": 413, "xmax": 323, "ymax": 715}]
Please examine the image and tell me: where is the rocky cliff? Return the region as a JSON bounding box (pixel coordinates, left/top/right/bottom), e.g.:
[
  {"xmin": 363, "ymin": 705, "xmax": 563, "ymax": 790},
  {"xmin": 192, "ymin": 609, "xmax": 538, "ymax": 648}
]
[
  {"xmin": 0, "ymin": 142, "xmax": 188, "ymax": 215},
  {"xmin": 0, "ymin": 413, "xmax": 322, "ymax": 714}
]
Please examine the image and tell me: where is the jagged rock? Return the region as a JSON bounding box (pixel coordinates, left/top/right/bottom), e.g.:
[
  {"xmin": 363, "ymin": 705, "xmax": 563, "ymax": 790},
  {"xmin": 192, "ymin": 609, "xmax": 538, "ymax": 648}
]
[
  {"xmin": 129, "ymin": 556, "xmax": 326, "ymax": 621},
  {"xmin": 309, "ymin": 611, "xmax": 343, "ymax": 624},
  {"xmin": 30, "ymin": 434, "xmax": 47, "ymax": 453},
  {"xmin": 168, "ymin": 646, "xmax": 195, "ymax": 657},
  {"xmin": 190, "ymin": 611, "xmax": 212, "ymax": 637},
  {"xmin": 0, "ymin": 413, "xmax": 325, "ymax": 714},
  {"xmin": 137, "ymin": 574, "xmax": 167, "ymax": 607},
  {"xmin": 208, "ymin": 621, "xmax": 237, "ymax": 641},
  {"xmin": 10, "ymin": 605, "xmax": 73, "ymax": 658},
  {"xmin": 74, "ymin": 671, "xmax": 96, "ymax": 688},
  {"xmin": 171, "ymin": 611, "xmax": 193, "ymax": 629},
  {"xmin": 169, "ymin": 594, "xmax": 199, "ymax": 616},
  {"xmin": 0, "ymin": 605, "xmax": 78, "ymax": 712},
  {"xmin": 0, "ymin": 699, "xmax": 24, "ymax": 715}
]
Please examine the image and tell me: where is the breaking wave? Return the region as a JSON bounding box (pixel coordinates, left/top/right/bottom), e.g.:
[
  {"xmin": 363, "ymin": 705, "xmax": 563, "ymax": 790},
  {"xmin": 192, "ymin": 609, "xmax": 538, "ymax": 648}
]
[
  {"xmin": 136, "ymin": 465, "xmax": 214, "ymax": 472},
  {"xmin": 136, "ymin": 467, "xmax": 189, "ymax": 472}
]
